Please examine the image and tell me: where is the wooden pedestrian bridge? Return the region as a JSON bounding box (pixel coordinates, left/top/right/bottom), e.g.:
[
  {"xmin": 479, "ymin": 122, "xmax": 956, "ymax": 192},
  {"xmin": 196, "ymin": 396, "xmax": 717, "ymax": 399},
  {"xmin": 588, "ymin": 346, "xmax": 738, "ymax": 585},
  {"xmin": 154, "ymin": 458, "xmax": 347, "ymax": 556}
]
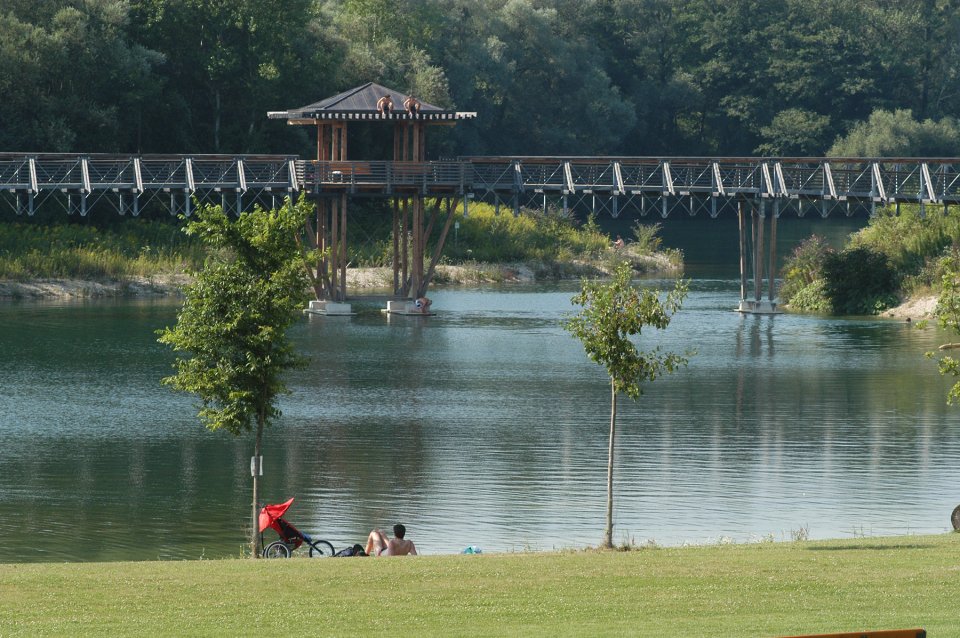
[
  {"xmin": 4, "ymin": 153, "xmax": 959, "ymax": 216},
  {"xmin": 3, "ymin": 151, "xmax": 960, "ymax": 314}
]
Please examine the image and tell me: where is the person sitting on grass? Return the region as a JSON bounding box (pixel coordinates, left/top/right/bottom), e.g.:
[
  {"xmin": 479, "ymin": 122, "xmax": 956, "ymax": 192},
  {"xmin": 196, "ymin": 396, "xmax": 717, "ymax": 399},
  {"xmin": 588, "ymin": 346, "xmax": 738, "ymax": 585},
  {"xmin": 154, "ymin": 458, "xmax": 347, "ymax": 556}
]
[{"xmin": 365, "ymin": 523, "xmax": 418, "ymax": 557}]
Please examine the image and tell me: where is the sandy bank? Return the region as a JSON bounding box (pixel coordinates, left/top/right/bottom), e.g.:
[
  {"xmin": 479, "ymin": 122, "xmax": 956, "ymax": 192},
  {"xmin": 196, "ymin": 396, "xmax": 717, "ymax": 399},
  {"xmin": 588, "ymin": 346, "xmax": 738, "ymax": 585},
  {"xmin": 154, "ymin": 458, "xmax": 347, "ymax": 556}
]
[{"xmin": 880, "ymin": 294, "xmax": 938, "ymax": 320}]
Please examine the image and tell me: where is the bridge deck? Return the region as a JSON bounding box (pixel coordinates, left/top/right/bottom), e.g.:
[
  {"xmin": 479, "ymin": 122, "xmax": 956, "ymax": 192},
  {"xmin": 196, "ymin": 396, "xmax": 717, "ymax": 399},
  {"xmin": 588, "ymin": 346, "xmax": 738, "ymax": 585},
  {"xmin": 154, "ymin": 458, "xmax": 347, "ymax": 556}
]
[{"xmin": 3, "ymin": 153, "xmax": 959, "ymax": 216}]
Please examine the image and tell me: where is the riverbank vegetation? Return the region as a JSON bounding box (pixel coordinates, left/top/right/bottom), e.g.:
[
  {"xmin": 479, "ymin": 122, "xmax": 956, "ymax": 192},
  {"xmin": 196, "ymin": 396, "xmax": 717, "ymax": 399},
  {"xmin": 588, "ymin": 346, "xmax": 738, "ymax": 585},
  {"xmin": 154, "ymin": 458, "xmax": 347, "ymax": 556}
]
[
  {"xmin": 0, "ymin": 220, "xmax": 205, "ymax": 281},
  {"xmin": 1, "ymin": 534, "xmax": 956, "ymax": 636},
  {"xmin": 780, "ymin": 204, "xmax": 960, "ymax": 315},
  {"xmin": 0, "ymin": 204, "xmax": 680, "ymax": 295}
]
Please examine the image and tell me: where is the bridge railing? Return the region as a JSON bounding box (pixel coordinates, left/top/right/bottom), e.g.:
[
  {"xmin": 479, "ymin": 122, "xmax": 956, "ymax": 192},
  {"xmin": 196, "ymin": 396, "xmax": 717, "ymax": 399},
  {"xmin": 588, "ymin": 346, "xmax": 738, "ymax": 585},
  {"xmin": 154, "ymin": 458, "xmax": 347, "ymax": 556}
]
[
  {"xmin": 6, "ymin": 154, "xmax": 960, "ymax": 217},
  {"xmin": 303, "ymin": 161, "xmax": 468, "ymax": 194},
  {"xmin": 0, "ymin": 154, "xmax": 299, "ymax": 216}
]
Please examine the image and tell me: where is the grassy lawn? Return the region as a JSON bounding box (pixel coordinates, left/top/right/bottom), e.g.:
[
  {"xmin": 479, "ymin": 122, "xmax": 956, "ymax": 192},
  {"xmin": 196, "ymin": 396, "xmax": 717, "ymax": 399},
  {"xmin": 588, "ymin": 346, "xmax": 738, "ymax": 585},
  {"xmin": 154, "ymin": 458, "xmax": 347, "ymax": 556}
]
[{"xmin": 1, "ymin": 534, "xmax": 957, "ymax": 637}]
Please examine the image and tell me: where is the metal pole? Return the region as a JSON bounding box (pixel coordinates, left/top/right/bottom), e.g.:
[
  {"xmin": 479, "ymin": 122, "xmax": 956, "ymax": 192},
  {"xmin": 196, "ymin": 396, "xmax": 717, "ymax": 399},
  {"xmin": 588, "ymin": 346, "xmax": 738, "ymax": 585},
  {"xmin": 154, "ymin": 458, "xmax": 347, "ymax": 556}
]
[
  {"xmin": 753, "ymin": 202, "xmax": 763, "ymax": 303},
  {"xmin": 738, "ymin": 199, "xmax": 748, "ymax": 304},
  {"xmin": 768, "ymin": 201, "xmax": 778, "ymax": 303}
]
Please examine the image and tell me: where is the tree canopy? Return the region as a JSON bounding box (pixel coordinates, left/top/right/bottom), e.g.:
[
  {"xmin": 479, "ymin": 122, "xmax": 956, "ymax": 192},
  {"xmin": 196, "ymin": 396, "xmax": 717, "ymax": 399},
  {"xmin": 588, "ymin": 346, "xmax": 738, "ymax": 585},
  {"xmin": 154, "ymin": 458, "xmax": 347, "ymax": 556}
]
[{"xmin": 3, "ymin": 0, "xmax": 960, "ymax": 157}]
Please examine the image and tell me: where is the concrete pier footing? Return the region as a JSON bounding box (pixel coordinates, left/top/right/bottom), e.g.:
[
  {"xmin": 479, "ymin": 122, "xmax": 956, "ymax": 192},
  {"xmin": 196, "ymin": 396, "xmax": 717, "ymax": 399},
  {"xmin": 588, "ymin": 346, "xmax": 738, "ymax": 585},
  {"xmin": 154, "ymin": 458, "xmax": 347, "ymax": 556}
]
[
  {"xmin": 382, "ymin": 300, "xmax": 434, "ymax": 316},
  {"xmin": 736, "ymin": 299, "xmax": 781, "ymax": 315},
  {"xmin": 304, "ymin": 300, "xmax": 355, "ymax": 316}
]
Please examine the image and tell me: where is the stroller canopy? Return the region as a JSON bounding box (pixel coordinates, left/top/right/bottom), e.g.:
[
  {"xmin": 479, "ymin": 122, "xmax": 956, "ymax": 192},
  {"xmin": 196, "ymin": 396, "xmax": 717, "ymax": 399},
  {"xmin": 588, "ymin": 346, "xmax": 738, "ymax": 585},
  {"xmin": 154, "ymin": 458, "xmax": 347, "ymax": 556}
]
[{"xmin": 258, "ymin": 497, "xmax": 295, "ymax": 532}]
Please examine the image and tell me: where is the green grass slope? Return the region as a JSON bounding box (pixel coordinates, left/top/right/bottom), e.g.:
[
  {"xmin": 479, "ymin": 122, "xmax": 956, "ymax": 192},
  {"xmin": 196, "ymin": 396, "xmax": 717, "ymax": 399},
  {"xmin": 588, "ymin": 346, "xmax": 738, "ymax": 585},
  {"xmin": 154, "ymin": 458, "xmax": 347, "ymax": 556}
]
[{"xmin": 1, "ymin": 534, "xmax": 957, "ymax": 637}]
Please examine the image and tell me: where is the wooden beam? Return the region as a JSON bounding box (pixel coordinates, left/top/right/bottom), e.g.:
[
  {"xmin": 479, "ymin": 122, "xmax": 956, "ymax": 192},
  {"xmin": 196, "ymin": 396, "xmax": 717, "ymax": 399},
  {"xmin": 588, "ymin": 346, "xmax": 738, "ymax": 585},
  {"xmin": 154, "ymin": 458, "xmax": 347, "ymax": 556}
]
[
  {"xmin": 392, "ymin": 198, "xmax": 400, "ymax": 294},
  {"xmin": 421, "ymin": 197, "xmax": 460, "ymax": 297},
  {"xmin": 340, "ymin": 193, "xmax": 347, "ymax": 300},
  {"xmin": 401, "ymin": 198, "xmax": 409, "ymax": 297}
]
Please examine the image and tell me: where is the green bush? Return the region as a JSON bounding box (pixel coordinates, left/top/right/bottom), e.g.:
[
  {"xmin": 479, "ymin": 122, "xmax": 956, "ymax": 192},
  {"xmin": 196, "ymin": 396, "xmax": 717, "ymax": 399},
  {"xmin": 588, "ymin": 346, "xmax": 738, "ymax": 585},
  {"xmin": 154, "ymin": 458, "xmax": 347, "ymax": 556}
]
[
  {"xmin": 630, "ymin": 221, "xmax": 664, "ymax": 255},
  {"xmin": 779, "ymin": 235, "xmax": 831, "ymax": 305},
  {"xmin": 821, "ymin": 247, "xmax": 898, "ymax": 315},
  {"xmin": 787, "ymin": 278, "xmax": 833, "ymax": 314}
]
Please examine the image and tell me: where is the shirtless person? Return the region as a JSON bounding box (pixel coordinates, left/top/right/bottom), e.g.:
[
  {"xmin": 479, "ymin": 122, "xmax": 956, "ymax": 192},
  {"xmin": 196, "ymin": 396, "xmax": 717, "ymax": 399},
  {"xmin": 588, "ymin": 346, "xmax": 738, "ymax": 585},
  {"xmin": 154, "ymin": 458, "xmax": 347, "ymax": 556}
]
[
  {"xmin": 376, "ymin": 94, "xmax": 394, "ymax": 115},
  {"xmin": 403, "ymin": 95, "xmax": 421, "ymax": 116},
  {"xmin": 365, "ymin": 523, "xmax": 417, "ymax": 556},
  {"xmin": 415, "ymin": 296, "xmax": 432, "ymax": 314}
]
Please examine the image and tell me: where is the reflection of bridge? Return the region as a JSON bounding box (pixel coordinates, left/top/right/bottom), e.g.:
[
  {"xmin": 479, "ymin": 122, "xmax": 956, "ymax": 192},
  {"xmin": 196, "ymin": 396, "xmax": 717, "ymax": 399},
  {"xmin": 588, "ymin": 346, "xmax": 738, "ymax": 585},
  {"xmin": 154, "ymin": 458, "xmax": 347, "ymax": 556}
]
[{"xmin": 5, "ymin": 152, "xmax": 960, "ymax": 312}]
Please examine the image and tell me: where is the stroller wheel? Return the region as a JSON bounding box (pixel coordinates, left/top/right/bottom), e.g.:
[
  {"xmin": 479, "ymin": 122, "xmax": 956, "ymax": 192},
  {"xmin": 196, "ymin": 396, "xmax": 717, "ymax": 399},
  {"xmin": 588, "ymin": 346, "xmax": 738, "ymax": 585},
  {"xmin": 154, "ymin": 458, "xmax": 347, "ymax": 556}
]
[
  {"xmin": 309, "ymin": 540, "xmax": 335, "ymax": 557},
  {"xmin": 263, "ymin": 541, "xmax": 291, "ymax": 559}
]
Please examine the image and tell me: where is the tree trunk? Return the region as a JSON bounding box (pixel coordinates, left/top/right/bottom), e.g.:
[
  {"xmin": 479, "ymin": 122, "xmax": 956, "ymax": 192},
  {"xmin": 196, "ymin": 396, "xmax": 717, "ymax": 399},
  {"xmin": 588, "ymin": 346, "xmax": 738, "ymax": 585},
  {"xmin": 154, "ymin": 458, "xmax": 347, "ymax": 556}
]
[
  {"xmin": 251, "ymin": 412, "xmax": 264, "ymax": 558},
  {"xmin": 603, "ymin": 378, "xmax": 617, "ymax": 549}
]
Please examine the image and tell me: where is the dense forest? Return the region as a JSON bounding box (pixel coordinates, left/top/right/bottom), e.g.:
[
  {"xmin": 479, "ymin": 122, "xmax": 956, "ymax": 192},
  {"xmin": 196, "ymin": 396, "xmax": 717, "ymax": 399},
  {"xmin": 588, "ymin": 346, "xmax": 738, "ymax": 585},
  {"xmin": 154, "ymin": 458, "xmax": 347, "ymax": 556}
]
[{"xmin": 2, "ymin": 0, "xmax": 960, "ymax": 159}]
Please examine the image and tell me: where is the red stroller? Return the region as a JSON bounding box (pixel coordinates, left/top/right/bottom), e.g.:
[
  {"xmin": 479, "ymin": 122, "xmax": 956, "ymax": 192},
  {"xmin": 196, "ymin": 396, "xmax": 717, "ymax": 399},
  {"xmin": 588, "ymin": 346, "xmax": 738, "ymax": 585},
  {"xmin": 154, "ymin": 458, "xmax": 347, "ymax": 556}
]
[{"xmin": 258, "ymin": 498, "xmax": 335, "ymax": 558}]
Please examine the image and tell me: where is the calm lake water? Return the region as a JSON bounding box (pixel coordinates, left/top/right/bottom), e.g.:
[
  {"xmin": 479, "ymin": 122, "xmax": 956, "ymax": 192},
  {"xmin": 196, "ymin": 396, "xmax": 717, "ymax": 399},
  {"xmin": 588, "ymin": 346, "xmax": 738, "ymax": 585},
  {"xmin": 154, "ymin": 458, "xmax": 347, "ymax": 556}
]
[
  {"xmin": 0, "ymin": 218, "xmax": 960, "ymax": 562},
  {"xmin": 2, "ymin": 216, "xmax": 959, "ymax": 562}
]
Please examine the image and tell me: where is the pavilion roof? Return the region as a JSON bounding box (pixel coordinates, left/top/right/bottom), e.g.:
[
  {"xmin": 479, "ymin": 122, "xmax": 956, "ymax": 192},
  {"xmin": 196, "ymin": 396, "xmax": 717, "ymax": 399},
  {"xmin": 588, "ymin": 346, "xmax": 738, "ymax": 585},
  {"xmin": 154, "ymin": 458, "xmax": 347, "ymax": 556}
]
[{"xmin": 267, "ymin": 82, "xmax": 476, "ymax": 123}]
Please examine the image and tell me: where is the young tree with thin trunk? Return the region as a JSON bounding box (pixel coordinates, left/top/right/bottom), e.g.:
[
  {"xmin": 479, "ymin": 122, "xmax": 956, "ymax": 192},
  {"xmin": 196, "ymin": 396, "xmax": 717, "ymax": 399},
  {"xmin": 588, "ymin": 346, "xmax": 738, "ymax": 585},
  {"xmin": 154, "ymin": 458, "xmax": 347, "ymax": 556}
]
[
  {"xmin": 157, "ymin": 196, "xmax": 313, "ymax": 558},
  {"xmin": 563, "ymin": 261, "xmax": 689, "ymax": 549}
]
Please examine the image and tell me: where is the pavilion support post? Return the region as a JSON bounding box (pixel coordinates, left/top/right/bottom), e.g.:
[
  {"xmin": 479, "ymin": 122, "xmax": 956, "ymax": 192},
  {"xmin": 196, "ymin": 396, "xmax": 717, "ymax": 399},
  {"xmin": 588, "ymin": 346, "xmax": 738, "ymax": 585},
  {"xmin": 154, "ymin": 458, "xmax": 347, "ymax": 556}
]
[
  {"xmin": 316, "ymin": 123, "xmax": 323, "ymax": 162},
  {"xmin": 392, "ymin": 198, "xmax": 400, "ymax": 294},
  {"xmin": 410, "ymin": 196, "xmax": 424, "ymax": 298},
  {"xmin": 319, "ymin": 200, "xmax": 332, "ymax": 297},
  {"xmin": 339, "ymin": 193, "xmax": 348, "ymax": 301},
  {"xmin": 401, "ymin": 198, "xmax": 410, "ymax": 297},
  {"xmin": 330, "ymin": 196, "xmax": 339, "ymax": 299}
]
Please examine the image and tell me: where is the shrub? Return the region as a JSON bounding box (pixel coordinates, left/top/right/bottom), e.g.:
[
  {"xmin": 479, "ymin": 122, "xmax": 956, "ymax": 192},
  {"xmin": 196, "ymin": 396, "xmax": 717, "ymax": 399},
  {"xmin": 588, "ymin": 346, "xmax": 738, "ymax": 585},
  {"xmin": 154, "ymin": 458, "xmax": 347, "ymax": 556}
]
[
  {"xmin": 821, "ymin": 247, "xmax": 898, "ymax": 315},
  {"xmin": 788, "ymin": 278, "xmax": 833, "ymax": 314},
  {"xmin": 779, "ymin": 235, "xmax": 831, "ymax": 305}
]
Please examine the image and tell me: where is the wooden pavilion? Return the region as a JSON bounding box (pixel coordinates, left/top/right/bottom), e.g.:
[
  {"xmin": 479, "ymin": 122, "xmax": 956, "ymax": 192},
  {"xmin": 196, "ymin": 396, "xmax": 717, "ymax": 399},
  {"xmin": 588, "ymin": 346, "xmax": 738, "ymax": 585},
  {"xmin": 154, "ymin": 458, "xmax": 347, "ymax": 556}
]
[{"xmin": 268, "ymin": 82, "xmax": 476, "ymax": 312}]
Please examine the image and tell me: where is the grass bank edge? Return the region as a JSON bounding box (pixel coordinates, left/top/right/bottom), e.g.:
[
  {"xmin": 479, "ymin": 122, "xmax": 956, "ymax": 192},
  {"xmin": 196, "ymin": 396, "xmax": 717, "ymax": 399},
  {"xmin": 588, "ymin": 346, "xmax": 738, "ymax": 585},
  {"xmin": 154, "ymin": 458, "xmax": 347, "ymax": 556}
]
[{"xmin": 2, "ymin": 534, "xmax": 957, "ymax": 637}]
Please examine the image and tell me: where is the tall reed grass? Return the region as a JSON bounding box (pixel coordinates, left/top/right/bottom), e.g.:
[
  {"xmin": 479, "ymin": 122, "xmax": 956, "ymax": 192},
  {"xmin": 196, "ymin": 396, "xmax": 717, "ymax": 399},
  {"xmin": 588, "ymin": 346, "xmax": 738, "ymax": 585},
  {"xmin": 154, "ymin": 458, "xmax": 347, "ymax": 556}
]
[
  {"xmin": 350, "ymin": 202, "xmax": 612, "ymax": 267},
  {"xmin": 0, "ymin": 221, "xmax": 205, "ymax": 280}
]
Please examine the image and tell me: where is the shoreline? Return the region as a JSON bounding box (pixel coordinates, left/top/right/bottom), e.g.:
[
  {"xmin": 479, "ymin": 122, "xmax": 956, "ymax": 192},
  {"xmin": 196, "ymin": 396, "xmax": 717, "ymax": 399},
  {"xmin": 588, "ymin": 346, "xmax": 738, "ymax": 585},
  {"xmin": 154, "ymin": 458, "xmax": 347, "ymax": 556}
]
[
  {"xmin": 0, "ymin": 255, "xmax": 681, "ymax": 300},
  {"xmin": 0, "ymin": 274, "xmax": 940, "ymax": 321}
]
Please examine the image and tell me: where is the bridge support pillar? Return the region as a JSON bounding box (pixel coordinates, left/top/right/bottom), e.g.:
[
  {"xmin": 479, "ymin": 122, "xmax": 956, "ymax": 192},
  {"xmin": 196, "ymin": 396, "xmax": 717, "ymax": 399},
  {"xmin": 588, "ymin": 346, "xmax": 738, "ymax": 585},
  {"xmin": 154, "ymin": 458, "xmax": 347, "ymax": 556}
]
[{"xmin": 736, "ymin": 197, "xmax": 781, "ymax": 315}]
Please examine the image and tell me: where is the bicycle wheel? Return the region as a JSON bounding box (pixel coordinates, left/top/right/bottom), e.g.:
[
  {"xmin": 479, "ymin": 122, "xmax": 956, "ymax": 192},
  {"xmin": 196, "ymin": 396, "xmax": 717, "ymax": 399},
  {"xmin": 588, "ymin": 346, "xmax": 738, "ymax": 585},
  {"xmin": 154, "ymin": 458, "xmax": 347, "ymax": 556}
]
[
  {"xmin": 952, "ymin": 504, "xmax": 960, "ymax": 531},
  {"xmin": 263, "ymin": 541, "xmax": 291, "ymax": 558},
  {"xmin": 309, "ymin": 540, "xmax": 335, "ymax": 557}
]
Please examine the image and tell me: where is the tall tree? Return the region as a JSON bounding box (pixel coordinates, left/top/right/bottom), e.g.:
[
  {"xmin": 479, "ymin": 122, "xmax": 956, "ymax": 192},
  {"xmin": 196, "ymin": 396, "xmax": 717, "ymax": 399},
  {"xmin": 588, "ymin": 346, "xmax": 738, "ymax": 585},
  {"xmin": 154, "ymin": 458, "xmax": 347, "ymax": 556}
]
[
  {"xmin": 562, "ymin": 262, "xmax": 689, "ymax": 548},
  {"xmin": 0, "ymin": 0, "xmax": 163, "ymax": 152},
  {"xmin": 157, "ymin": 197, "xmax": 312, "ymax": 557},
  {"xmin": 130, "ymin": 0, "xmax": 333, "ymax": 153}
]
